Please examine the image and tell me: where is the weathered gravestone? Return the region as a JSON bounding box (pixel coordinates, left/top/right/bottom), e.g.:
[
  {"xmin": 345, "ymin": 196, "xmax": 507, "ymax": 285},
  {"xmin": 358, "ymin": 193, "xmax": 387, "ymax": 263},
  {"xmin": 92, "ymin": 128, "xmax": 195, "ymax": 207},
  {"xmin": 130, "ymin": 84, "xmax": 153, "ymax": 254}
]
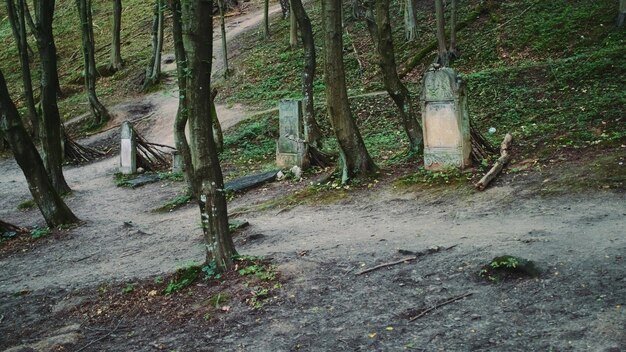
[
  {"xmin": 119, "ymin": 121, "xmax": 137, "ymax": 174},
  {"xmin": 171, "ymin": 150, "xmax": 183, "ymax": 174},
  {"xmin": 420, "ymin": 65, "xmax": 471, "ymax": 170},
  {"xmin": 276, "ymin": 100, "xmax": 308, "ymax": 169}
]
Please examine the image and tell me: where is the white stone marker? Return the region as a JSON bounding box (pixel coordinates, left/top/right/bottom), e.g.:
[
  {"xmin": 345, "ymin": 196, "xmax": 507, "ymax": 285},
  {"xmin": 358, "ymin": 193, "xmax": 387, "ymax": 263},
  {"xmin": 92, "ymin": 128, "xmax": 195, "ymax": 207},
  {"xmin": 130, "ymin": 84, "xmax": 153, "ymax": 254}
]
[
  {"xmin": 420, "ymin": 64, "xmax": 471, "ymax": 170},
  {"xmin": 119, "ymin": 121, "xmax": 137, "ymax": 174},
  {"xmin": 171, "ymin": 150, "xmax": 183, "ymax": 174},
  {"xmin": 276, "ymin": 99, "xmax": 308, "ymax": 169}
]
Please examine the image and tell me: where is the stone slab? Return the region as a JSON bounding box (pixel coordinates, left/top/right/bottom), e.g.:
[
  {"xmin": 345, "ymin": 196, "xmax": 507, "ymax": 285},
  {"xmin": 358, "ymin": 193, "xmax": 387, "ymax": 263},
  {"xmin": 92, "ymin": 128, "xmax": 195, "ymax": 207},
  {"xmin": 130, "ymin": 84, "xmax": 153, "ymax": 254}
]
[
  {"xmin": 225, "ymin": 170, "xmax": 279, "ymax": 193},
  {"xmin": 124, "ymin": 174, "xmax": 161, "ymax": 188}
]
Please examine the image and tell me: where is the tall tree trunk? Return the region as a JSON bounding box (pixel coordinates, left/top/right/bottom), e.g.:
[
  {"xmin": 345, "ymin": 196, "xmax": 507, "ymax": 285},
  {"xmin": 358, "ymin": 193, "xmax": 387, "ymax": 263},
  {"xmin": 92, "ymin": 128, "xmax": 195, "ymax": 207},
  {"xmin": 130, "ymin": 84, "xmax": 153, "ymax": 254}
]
[
  {"xmin": 169, "ymin": 0, "xmax": 196, "ymax": 196},
  {"xmin": 6, "ymin": 0, "xmax": 39, "ymax": 137},
  {"xmin": 289, "ymin": 0, "xmax": 297, "ymax": 48},
  {"xmin": 366, "ymin": 0, "xmax": 423, "ymax": 153},
  {"xmin": 76, "ymin": 0, "xmax": 111, "ymax": 126},
  {"xmin": 263, "ymin": 0, "xmax": 270, "ymax": 38},
  {"xmin": 403, "ymin": 0, "xmax": 418, "ymax": 41},
  {"xmin": 322, "ymin": 0, "xmax": 376, "ymax": 183},
  {"xmin": 181, "ymin": 0, "xmax": 237, "ymax": 271},
  {"xmin": 434, "ymin": 0, "xmax": 448, "ymax": 66},
  {"xmin": 144, "ymin": 0, "xmax": 164, "ymax": 90},
  {"xmin": 34, "ymin": 0, "xmax": 71, "ymax": 194},
  {"xmin": 217, "ymin": 0, "xmax": 230, "ymax": 77},
  {"xmin": 0, "ymin": 71, "xmax": 78, "ymax": 227},
  {"xmin": 449, "ymin": 0, "xmax": 458, "ymax": 59},
  {"xmin": 291, "ymin": 0, "xmax": 322, "ymax": 147},
  {"xmin": 108, "ymin": 0, "xmax": 123, "ymax": 71}
]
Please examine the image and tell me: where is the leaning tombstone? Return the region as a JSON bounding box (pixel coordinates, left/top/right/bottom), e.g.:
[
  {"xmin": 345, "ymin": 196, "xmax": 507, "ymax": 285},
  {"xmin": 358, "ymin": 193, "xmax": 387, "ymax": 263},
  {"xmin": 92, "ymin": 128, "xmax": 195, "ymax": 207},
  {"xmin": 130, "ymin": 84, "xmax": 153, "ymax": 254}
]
[
  {"xmin": 171, "ymin": 150, "xmax": 183, "ymax": 173},
  {"xmin": 420, "ymin": 64, "xmax": 471, "ymax": 171},
  {"xmin": 276, "ymin": 99, "xmax": 308, "ymax": 169},
  {"xmin": 119, "ymin": 121, "xmax": 137, "ymax": 174}
]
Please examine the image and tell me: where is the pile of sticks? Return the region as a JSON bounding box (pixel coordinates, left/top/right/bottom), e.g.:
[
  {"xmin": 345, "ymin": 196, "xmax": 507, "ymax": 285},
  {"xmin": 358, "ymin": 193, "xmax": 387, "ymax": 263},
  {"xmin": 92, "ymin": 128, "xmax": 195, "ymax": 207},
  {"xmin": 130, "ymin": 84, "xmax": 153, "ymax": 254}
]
[
  {"xmin": 0, "ymin": 220, "xmax": 28, "ymax": 235},
  {"xmin": 64, "ymin": 131, "xmax": 106, "ymax": 163},
  {"xmin": 470, "ymin": 121, "xmax": 497, "ymax": 163},
  {"xmin": 134, "ymin": 127, "xmax": 174, "ymax": 172}
]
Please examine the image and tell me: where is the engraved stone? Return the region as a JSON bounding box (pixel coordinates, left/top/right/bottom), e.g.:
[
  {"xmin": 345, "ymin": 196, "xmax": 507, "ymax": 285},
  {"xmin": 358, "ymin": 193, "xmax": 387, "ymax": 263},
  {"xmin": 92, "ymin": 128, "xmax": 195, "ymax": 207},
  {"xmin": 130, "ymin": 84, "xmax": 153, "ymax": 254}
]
[
  {"xmin": 276, "ymin": 100, "xmax": 308, "ymax": 169},
  {"xmin": 171, "ymin": 150, "xmax": 183, "ymax": 173},
  {"xmin": 421, "ymin": 65, "xmax": 471, "ymax": 170},
  {"xmin": 119, "ymin": 121, "xmax": 137, "ymax": 174}
]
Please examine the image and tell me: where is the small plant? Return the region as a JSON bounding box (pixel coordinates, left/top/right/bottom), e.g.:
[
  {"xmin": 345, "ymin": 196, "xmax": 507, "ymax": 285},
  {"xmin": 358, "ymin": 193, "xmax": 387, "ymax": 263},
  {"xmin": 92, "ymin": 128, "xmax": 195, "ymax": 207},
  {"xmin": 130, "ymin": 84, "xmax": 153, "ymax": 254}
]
[
  {"xmin": 238, "ymin": 263, "xmax": 276, "ymax": 281},
  {"xmin": 17, "ymin": 199, "xmax": 36, "ymax": 210},
  {"xmin": 122, "ymin": 283, "xmax": 135, "ymax": 294},
  {"xmin": 152, "ymin": 194, "xmax": 193, "ymax": 213},
  {"xmin": 478, "ymin": 255, "xmax": 540, "ymax": 283},
  {"xmin": 163, "ymin": 266, "xmax": 201, "ymax": 295},
  {"xmin": 31, "ymin": 227, "xmax": 51, "ymax": 239},
  {"xmin": 158, "ymin": 172, "xmax": 184, "ymax": 182},
  {"xmin": 248, "ymin": 286, "xmax": 269, "ymax": 309},
  {"xmin": 154, "ymin": 276, "xmax": 163, "ymax": 284},
  {"xmin": 202, "ymin": 261, "xmax": 222, "ymax": 280},
  {"xmin": 114, "ymin": 173, "xmax": 135, "ymax": 187}
]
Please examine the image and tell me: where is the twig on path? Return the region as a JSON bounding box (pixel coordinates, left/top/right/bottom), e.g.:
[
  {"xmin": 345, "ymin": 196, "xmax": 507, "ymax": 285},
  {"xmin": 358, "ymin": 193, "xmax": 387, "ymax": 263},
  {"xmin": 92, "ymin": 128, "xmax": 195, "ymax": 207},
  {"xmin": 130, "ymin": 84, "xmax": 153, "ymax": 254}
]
[
  {"xmin": 0, "ymin": 314, "xmax": 4, "ymax": 324},
  {"xmin": 355, "ymin": 256, "xmax": 417, "ymax": 276},
  {"xmin": 75, "ymin": 319, "xmax": 124, "ymax": 352},
  {"xmin": 408, "ymin": 293, "xmax": 473, "ymax": 322}
]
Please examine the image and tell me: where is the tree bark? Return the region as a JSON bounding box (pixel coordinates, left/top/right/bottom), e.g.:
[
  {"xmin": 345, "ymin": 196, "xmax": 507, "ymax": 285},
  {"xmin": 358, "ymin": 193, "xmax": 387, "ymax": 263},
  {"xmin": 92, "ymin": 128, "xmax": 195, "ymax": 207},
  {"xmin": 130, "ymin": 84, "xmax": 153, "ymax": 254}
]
[
  {"xmin": 181, "ymin": 0, "xmax": 237, "ymax": 271},
  {"xmin": 76, "ymin": 0, "xmax": 111, "ymax": 126},
  {"xmin": 144, "ymin": 0, "xmax": 164, "ymax": 90},
  {"xmin": 217, "ymin": 0, "xmax": 230, "ymax": 77},
  {"xmin": 34, "ymin": 0, "xmax": 71, "ymax": 194},
  {"xmin": 169, "ymin": 0, "xmax": 196, "ymax": 195},
  {"xmin": 322, "ymin": 0, "xmax": 376, "ymax": 183},
  {"xmin": 365, "ymin": 0, "xmax": 423, "ymax": 153},
  {"xmin": 0, "ymin": 71, "xmax": 78, "ymax": 227},
  {"xmin": 434, "ymin": 0, "xmax": 448, "ymax": 66},
  {"xmin": 404, "ymin": 0, "xmax": 418, "ymax": 41},
  {"xmin": 289, "ymin": 0, "xmax": 297, "ymax": 48},
  {"xmin": 449, "ymin": 0, "xmax": 458, "ymax": 59},
  {"xmin": 291, "ymin": 0, "xmax": 322, "ymax": 147},
  {"xmin": 6, "ymin": 0, "xmax": 39, "ymax": 137},
  {"xmin": 108, "ymin": 0, "xmax": 123, "ymax": 71},
  {"xmin": 263, "ymin": 0, "xmax": 270, "ymax": 38}
]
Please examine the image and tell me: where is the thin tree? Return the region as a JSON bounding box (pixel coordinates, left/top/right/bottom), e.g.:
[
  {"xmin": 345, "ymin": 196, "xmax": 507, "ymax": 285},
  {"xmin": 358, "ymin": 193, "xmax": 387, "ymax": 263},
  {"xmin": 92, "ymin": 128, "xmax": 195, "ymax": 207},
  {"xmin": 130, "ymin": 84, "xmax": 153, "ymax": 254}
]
[
  {"xmin": 289, "ymin": 0, "xmax": 297, "ymax": 48},
  {"xmin": 0, "ymin": 70, "xmax": 79, "ymax": 227},
  {"xmin": 364, "ymin": 0, "xmax": 423, "ymax": 152},
  {"xmin": 108, "ymin": 0, "xmax": 123, "ymax": 72},
  {"xmin": 290, "ymin": 0, "xmax": 322, "ymax": 148},
  {"xmin": 217, "ymin": 0, "xmax": 230, "ymax": 77},
  {"xmin": 33, "ymin": 0, "xmax": 71, "ymax": 194},
  {"xmin": 263, "ymin": 0, "xmax": 270, "ymax": 38},
  {"xmin": 434, "ymin": 0, "xmax": 458, "ymax": 66},
  {"xmin": 404, "ymin": 0, "xmax": 418, "ymax": 41},
  {"xmin": 180, "ymin": 0, "xmax": 237, "ymax": 271},
  {"xmin": 76, "ymin": 0, "xmax": 112, "ymax": 125},
  {"xmin": 322, "ymin": 0, "xmax": 377, "ymax": 183},
  {"xmin": 143, "ymin": 0, "xmax": 164, "ymax": 90},
  {"xmin": 5, "ymin": 0, "xmax": 39, "ymax": 137}
]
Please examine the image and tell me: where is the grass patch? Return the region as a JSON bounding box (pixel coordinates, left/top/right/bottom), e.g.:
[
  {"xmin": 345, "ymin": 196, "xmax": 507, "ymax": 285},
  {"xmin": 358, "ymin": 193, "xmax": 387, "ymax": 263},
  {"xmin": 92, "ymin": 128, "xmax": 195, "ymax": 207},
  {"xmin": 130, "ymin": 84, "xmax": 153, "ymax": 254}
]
[
  {"xmin": 17, "ymin": 199, "xmax": 36, "ymax": 210},
  {"xmin": 152, "ymin": 194, "xmax": 193, "ymax": 213}
]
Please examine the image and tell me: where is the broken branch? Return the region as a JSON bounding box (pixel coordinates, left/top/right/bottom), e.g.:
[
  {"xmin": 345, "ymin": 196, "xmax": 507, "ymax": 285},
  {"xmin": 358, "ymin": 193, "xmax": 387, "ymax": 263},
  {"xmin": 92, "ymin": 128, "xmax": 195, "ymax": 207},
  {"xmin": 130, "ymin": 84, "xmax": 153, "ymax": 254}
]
[
  {"xmin": 475, "ymin": 133, "xmax": 513, "ymax": 191},
  {"xmin": 409, "ymin": 292, "xmax": 473, "ymax": 321},
  {"xmin": 355, "ymin": 256, "xmax": 417, "ymax": 275}
]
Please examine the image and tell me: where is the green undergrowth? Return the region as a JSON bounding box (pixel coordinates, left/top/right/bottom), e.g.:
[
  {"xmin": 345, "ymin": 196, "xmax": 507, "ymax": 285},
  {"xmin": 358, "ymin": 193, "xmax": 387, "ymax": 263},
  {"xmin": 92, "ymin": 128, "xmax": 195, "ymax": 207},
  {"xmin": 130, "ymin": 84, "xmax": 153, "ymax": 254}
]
[{"xmin": 152, "ymin": 194, "xmax": 193, "ymax": 213}]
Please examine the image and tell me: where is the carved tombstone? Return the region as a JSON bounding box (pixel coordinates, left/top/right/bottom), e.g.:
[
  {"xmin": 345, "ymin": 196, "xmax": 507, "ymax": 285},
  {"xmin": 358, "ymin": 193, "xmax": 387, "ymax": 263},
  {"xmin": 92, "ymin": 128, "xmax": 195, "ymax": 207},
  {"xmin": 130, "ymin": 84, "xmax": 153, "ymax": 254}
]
[
  {"xmin": 276, "ymin": 100, "xmax": 308, "ymax": 169},
  {"xmin": 119, "ymin": 121, "xmax": 137, "ymax": 174},
  {"xmin": 420, "ymin": 65, "xmax": 471, "ymax": 170},
  {"xmin": 171, "ymin": 150, "xmax": 183, "ymax": 174}
]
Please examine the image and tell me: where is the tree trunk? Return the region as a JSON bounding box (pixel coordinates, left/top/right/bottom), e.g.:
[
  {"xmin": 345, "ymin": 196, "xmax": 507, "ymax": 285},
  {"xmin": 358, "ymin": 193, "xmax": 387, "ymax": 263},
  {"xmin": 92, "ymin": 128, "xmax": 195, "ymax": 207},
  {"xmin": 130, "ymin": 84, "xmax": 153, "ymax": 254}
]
[
  {"xmin": 366, "ymin": 0, "xmax": 423, "ymax": 153},
  {"xmin": 76, "ymin": 0, "xmax": 111, "ymax": 126},
  {"xmin": 322, "ymin": 0, "xmax": 376, "ymax": 183},
  {"xmin": 181, "ymin": 0, "xmax": 237, "ymax": 271},
  {"xmin": 169, "ymin": 0, "xmax": 196, "ymax": 195},
  {"xmin": 6, "ymin": 0, "xmax": 39, "ymax": 137},
  {"xmin": 289, "ymin": 0, "xmax": 297, "ymax": 48},
  {"xmin": 291, "ymin": 0, "xmax": 322, "ymax": 147},
  {"xmin": 449, "ymin": 0, "xmax": 458, "ymax": 59},
  {"xmin": 0, "ymin": 71, "xmax": 78, "ymax": 227},
  {"xmin": 434, "ymin": 0, "xmax": 448, "ymax": 66},
  {"xmin": 263, "ymin": 0, "xmax": 270, "ymax": 38},
  {"xmin": 34, "ymin": 0, "xmax": 71, "ymax": 194},
  {"xmin": 144, "ymin": 0, "xmax": 164, "ymax": 90},
  {"xmin": 404, "ymin": 0, "xmax": 418, "ymax": 41},
  {"xmin": 217, "ymin": 0, "xmax": 230, "ymax": 77},
  {"xmin": 108, "ymin": 0, "xmax": 123, "ymax": 71}
]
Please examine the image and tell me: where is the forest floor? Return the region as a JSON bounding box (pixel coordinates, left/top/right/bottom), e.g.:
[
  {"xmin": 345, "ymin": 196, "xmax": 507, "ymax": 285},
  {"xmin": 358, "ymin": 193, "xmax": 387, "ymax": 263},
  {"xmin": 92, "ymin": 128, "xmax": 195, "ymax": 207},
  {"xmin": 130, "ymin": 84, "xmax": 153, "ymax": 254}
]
[{"xmin": 1, "ymin": 3, "xmax": 625, "ymax": 352}]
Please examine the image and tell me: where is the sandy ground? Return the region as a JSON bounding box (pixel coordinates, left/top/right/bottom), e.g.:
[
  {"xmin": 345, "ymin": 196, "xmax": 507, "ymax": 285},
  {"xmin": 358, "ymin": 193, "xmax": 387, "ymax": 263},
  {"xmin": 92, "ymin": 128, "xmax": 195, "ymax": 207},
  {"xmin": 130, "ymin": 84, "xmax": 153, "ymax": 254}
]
[{"xmin": 1, "ymin": 2, "xmax": 625, "ymax": 351}]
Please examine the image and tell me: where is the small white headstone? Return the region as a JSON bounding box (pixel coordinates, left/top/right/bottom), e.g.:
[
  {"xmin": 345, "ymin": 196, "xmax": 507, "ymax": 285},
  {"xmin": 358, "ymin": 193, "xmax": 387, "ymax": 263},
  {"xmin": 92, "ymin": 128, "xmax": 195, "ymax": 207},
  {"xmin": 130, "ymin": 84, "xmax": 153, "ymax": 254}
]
[
  {"xmin": 276, "ymin": 100, "xmax": 308, "ymax": 169},
  {"xmin": 119, "ymin": 121, "xmax": 137, "ymax": 174}
]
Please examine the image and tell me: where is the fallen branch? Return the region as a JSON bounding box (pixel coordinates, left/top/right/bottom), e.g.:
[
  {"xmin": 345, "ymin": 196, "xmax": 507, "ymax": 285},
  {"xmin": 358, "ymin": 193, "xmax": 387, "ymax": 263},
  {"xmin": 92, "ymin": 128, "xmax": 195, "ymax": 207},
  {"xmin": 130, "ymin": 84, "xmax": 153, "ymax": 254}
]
[
  {"xmin": 133, "ymin": 127, "xmax": 172, "ymax": 172},
  {"xmin": 470, "ymin": 121, "xmax": 497, "ymax": 163},
  {"xmin": 0, "ymin": 220, "xmax": 28, "ymax": 234},
  {"xmin": 64, "ymin": 129, "xmax": 106, "ymax": 163},
  {"xmin": 409, "ymin": 292, "xmax": 473, "ymax": 321},
  {"xmin": 475, "ymin": 133, "xmax": 512, "ymax": 191},
  {"xmin": 356, "ymin": 257, "xmax": 417, "ymax": 276}
]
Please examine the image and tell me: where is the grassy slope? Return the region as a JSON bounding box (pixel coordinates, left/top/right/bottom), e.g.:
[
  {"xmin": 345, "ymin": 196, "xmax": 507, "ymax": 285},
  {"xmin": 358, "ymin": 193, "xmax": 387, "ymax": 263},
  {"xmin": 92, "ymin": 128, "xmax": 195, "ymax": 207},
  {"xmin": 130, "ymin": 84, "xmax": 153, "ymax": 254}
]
[
  {"xmin": 0, "ymin": 0, "xmax": 163, "ymax": 121},
  {"xmin": 218, "ymin": 0, "xmax": 625, "ymax": 189}
]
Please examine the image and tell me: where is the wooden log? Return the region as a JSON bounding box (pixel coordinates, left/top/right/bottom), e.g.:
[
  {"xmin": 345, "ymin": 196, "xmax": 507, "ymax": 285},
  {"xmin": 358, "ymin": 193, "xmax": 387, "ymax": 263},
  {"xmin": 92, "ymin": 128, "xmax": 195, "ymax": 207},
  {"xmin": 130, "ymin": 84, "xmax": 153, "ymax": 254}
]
[{"xmin": 475, "ymin": 133, "xmax": 512, "ymax": 191}]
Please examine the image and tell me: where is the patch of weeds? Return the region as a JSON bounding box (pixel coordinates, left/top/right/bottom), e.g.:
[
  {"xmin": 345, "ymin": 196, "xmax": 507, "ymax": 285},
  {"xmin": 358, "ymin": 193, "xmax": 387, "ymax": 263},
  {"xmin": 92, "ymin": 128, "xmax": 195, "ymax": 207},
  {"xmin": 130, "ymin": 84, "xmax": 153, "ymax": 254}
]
[
  {"xmin": 158, "ymin": 171, "xmax": 184, "ymax": 182},
  {"xmin": 17, "ymin": 199, "xmax": 36, "ymax": 210},
  {"xmin": 163, "ymin": 266, "xmax": 202, "ymax": 295},
  {"xmin": 238, "ymin": 263, "xmax": 277, "ymax": 281},
  {"xmin": 152, "ymin": 194, "xmax": 193, "ymax": 213},
  {"xmin": 114, "ymin": 172, "xmax": 135, "ymax": 187},
  {"xmin": 247, "ymin": 286, "xmax": 270, "ymax": 309},
  {"xmin": 201, "ymin": 261, "xmax": 223, "ymax": 280},
  {"xmin": 122, "ymin": 283, "xmax": 135, "ymax": 294},
  {"xmin": 395, "ymin": 167, "xmax": 468, "ymax": 188},
  {"xmin": 478, "ymin": 255, "xmax": 540, "ymax": 283},
  {"xmin": 30, "ymin": 227, "xmax": 51, "ymax": 240}
]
